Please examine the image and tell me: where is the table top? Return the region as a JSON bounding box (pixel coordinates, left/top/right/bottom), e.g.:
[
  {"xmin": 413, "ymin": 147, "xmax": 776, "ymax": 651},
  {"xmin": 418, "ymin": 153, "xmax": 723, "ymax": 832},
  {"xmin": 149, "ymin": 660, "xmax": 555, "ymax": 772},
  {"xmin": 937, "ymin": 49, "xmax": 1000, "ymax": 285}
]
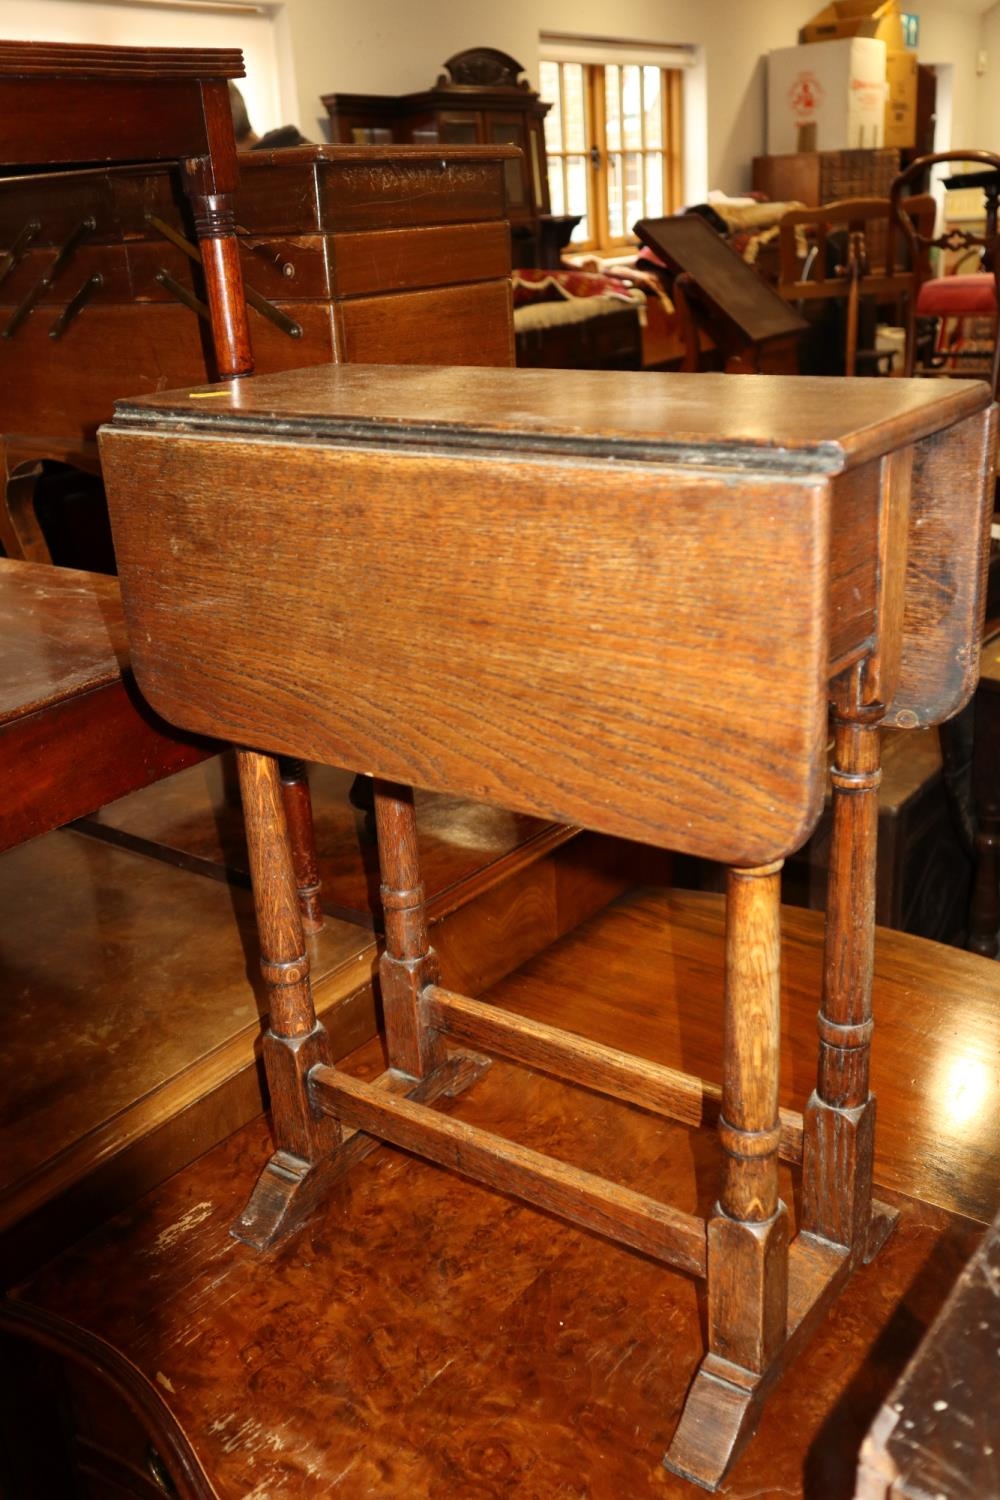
[
  {"xmin": 0, "ymin": 558, "xmax": 127, "ymax": 728},
  {"xmin": 109, "ymin": 365, "xmax": 992, "ymax": 475}
]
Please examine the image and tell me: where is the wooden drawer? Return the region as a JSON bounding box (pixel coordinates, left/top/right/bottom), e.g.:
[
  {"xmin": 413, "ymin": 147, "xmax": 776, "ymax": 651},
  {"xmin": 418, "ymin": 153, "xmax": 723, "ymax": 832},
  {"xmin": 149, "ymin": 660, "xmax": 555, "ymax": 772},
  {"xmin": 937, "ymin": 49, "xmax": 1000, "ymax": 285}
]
[{"xmin": 336, "ymin": 278, "xmax": 514, "ymax": 364}]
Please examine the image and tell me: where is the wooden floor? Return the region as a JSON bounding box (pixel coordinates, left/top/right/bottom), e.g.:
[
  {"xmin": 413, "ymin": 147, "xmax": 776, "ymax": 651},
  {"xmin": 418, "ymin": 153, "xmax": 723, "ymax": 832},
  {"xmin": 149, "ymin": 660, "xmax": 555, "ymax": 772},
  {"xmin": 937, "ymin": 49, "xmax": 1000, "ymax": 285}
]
[{"xmin": 10, "ymin": 889, "xmax": 1000, "ymax": 1498}]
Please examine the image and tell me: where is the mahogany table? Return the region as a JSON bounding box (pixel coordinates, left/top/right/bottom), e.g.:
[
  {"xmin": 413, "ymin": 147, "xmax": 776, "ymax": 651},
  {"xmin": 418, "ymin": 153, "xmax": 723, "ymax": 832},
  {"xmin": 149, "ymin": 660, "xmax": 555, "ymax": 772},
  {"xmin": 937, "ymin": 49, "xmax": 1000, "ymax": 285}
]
[
  {"xmin": 97, "ymin": 364, "xmax": 995, "ymax": 1491},
  {"xmin": 0, "ymin": 557, "xmax": 211, "ymax": 852}
]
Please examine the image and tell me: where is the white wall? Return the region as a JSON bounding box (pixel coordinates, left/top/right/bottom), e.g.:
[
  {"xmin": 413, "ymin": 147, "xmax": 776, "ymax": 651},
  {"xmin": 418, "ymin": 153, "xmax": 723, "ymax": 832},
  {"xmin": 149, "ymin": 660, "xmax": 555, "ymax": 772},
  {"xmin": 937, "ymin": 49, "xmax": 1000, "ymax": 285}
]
[
  {"xmin": 1, "ymin": 0, "xmax": 993, "ymax": 195},
  {"xmin": 975, "ymin": 2, "xmax": 1000, "ymax": 150},
  {"xmin": 912, "ymin": 0, "xmax": 989, "ymax": 148},
  {"xmin": 0, "ymin": 0, "xmax": 287, "ymax": 136},
  {"xmin": 282, "ymin": 0, "xmax": 828, "ymax": 191}
]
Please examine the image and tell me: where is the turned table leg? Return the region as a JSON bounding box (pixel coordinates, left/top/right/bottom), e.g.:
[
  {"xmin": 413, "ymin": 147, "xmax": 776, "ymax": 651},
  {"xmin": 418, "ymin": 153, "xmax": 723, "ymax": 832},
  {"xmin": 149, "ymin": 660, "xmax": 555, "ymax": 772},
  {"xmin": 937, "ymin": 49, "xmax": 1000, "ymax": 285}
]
[
  {"xmin": 801, "ymin": 702, "xmax": 882, "ymax": 1255},
  {"xmin": 373, "ymin": 779, "xmax": 446, "ymax": 1080},
  {"xmin": 709, "ymin": 860, "xmax": 789, "ymax": 1372},
  {"xmin": 278, "ymin": 757, "xmax": 324, "ymax": 934},
  {"xmin": 664, "ymin": 861, "xmax": 789, "ymax": 1488},
  {"xmin": 231, "ymin": 750, "xmax": 337, "ymax": 1247}
]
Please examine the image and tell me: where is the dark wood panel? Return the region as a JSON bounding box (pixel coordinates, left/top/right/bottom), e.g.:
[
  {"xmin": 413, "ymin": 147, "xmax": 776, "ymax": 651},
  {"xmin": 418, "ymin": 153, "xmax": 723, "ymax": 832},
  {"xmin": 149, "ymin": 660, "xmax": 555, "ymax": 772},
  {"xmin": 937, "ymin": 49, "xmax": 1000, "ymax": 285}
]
[
  {"xmin": 329, "ymin": 221, "xmax": 510, "ymax": 298},
  {"xmin": 857, "ymin": 1208, "xmax": 1000, "ymax": 1497},
  {"xmin": 336, "ymin": 279, "xmax": 514, "ymax": 364}
]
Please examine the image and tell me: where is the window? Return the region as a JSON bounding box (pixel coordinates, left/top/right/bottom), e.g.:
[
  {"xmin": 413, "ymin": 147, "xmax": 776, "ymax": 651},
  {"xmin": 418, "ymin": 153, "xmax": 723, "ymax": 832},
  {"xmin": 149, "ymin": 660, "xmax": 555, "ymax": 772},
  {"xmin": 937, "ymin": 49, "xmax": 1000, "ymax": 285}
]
[{"xmin": 539, "ymin": 57, "xmax": 684, "ymax": 253}]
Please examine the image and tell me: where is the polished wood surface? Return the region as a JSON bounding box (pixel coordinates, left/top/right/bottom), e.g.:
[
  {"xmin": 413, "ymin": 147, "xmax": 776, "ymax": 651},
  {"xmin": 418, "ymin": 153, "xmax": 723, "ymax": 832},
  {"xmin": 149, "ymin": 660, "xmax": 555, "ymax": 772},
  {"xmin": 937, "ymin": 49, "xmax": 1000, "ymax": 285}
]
[
  {"xmin": 106, "ymin": 362, "xmax": 986, "ymax": 460},
  {"xmin": 102, "ymin": 409, "xmax": 832, "ymax": 863},
  {"xmin": 0, "ymin": 791, "xmax": 644, "ymax": 1278},
  {"xmin": 0, "ymin": 558, "xmax": 211, "ymax": 851},
  {"xmin": 0, "ymin": 827, "xmax": 369, "ymax": 1239},
  {"xmin": 856, "ymin": 1206, "xmax": 1000, "ymax": 1498},
  {"xmin": 490, "ymin": 890, "xmax": 1000, "ymax": 1228},
  {"xmin": 101, "ymin": 366, "xmax": 994, "ymax": 851},
  {"xmin": 79, "ymin": 757, "xmax": 569, "ymax": 928},
  {"xmin": 11, "ymin": 882, "xmax": 997, "ymax": 1496}
]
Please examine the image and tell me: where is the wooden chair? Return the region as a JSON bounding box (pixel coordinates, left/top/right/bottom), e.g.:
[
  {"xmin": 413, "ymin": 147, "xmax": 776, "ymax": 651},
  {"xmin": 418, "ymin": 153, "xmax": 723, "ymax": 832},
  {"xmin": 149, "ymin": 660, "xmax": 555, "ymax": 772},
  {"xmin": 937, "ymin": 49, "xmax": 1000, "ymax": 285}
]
[
  {"xmin": 777, "ymin": 195, "xmax": 936, "ymax": 376},
  {"xmin": 99, "ymin": 363, "xmax": 996, "ymax": 1490},
  {"xmin": 890, "ymin": 151, "xmax": 1000, "ymax": 400},
  {"xmin": 0, "ymin": 40, "xmax": 320, "ymax": 920}
]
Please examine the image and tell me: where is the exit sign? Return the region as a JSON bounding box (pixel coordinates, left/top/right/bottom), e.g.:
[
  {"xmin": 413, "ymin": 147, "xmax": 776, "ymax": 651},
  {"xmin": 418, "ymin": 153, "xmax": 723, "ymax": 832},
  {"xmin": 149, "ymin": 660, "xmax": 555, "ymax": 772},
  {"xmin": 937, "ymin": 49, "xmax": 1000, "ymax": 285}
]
[{"xmin": 901, "ymin": 12, "xmax": 919, "ymax": 48}]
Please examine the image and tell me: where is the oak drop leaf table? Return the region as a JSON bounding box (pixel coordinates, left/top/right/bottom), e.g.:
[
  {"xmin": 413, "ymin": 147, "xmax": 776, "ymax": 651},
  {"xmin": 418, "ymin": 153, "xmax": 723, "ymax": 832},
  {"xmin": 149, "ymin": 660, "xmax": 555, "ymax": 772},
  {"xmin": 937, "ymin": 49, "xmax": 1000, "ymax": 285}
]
[{"xmin": 99, "ymin": 365, "xmax": 995, "ymax": 1490}]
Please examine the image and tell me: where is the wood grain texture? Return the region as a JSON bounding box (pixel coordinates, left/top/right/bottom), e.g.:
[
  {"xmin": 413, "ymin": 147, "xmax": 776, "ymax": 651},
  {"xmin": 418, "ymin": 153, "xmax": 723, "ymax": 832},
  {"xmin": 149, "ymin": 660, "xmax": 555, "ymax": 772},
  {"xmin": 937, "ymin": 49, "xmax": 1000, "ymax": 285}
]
[
  {"xmin": 104, "ymin": 361, "xmax": 993, "ymax": 732},
  {"xmin": 101, "ymin": 424, "xmax": 832, "ymax": 864},
  {"xmin": 10, "ymin": 1014, "xmax": 986, "ymax": 1498},
  {"xmin": 107, "ymin": 363, "xmax": 990, "ymax": 471},
  {"xmin": 310, "ymin": 1067, "xmax": 709, "ymax": 1276},
  {"xmin": 0, "ymin": 558, "xmax": 211, "ymax": 850},
  {"xmin": 484, "ymin": 888, "xmax": 1000, "ymax": 1228},
  {"xmin": 855, "ymin": 1207, "xmax": 1000, "ymax": 1499},
  {"xmin": 0, "ymin": 558, "xmax": 127, "ymax": 722},
  {"xmin": 886, "ymin": 403, "xmax": 998, "ymax": 727},
  {"xmin": 335, "ymin": 279, "xmax": 514, "ymax": 365},
  {"xmin": 80, "ymin": 758, "xmax": 570, "ymax": 929},
  {"xmin": 0, "ymin": 809, "xmax": 630, "ymax": 1276}
]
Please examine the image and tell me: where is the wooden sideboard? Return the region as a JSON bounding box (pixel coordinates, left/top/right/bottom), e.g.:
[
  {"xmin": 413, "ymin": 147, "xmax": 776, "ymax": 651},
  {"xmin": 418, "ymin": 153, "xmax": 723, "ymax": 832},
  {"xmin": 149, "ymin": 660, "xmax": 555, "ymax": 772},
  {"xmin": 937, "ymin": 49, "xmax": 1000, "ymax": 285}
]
[
  {"xmin": 0, "ymin": 144, "xmax": 515, "ymax": 449},
  {"xmin": 0, "ymin": 143, "xmax": 516, "ymax": 561},
  {"xmin": 323, "ymin": 49, "xmax": 559, "ymax": 267}
]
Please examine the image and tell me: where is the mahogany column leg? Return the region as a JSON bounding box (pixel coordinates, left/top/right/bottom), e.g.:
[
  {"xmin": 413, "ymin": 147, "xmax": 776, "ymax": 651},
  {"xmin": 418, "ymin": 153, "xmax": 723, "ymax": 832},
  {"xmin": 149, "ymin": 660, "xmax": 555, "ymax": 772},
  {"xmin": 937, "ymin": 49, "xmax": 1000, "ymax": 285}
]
[
  {"xmin": 231, "ymin": 749, "xmax": 337, "ymax": 1249},
  {"xmin": 278, "ymin": 757, "xmax": 324, "ymax": 934},
  {"xmin": 373, "ymin": 779, "xmax": 446, "ymax": 1080},
  {"xmin": 664, "ymin": 861, "xmax": 789, "ymax": 1489},
  {"xmin": 801, "ymin": 702, "xmax": 883, "ymax": 1255}
]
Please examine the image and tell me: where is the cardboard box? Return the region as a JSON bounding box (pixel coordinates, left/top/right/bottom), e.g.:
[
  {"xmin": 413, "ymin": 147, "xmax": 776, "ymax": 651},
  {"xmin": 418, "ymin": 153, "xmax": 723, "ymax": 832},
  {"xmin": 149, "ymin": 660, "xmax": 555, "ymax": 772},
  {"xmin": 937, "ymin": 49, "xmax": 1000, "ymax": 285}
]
[
  {"xmin": 800, "ymin": 0, "xmax": 905, "ymax": 48},
  {"xmin": 768, "ymin": 39, "xmax": 886, "ymax": 154},
  {"xmin": 884, "ymin": 48, "xmax": 917, "ymax": 148}
]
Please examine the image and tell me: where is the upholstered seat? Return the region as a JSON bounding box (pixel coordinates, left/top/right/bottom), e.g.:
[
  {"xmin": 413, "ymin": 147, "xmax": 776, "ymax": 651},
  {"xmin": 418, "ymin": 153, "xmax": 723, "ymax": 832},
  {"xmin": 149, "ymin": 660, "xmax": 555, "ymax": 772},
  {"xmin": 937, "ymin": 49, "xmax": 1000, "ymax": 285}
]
[{"xmin": 917, "ymin": 271, "xmax": 998, "ymax": 316}]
